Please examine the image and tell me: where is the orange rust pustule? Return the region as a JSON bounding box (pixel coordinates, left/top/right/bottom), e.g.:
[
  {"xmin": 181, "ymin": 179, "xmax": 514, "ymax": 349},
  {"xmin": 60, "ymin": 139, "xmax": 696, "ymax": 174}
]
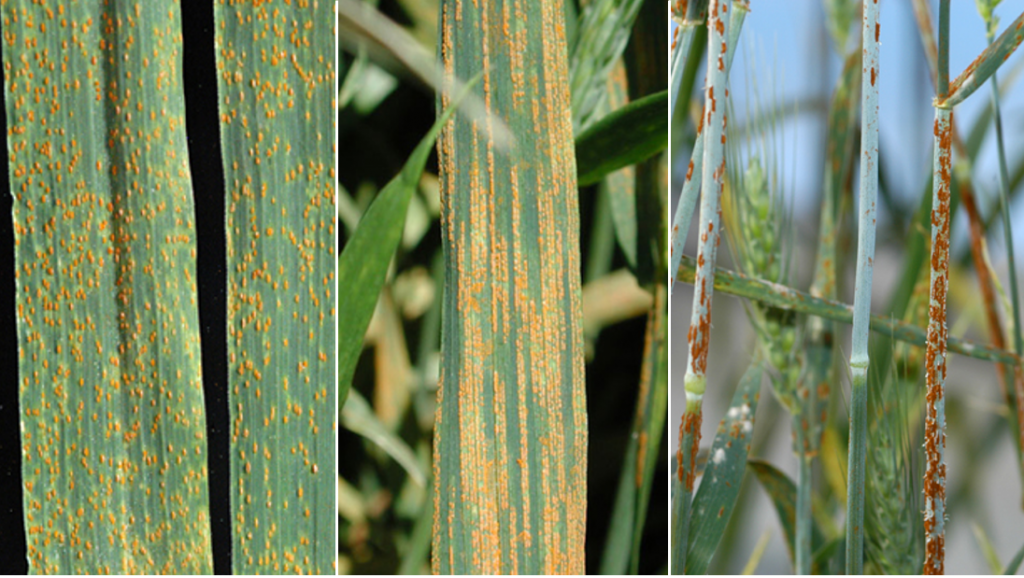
[
  {"xmin": 678, "ymin": 411, "xmax": 703, "ymax": 490},
  {"xmin": 689, "ymin": 278, "xmax": 713, "ymax": 374}
]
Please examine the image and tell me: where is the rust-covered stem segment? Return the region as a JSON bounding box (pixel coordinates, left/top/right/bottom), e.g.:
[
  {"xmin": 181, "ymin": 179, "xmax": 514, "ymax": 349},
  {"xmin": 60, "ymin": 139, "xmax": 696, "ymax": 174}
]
[
  {"xmin": 910, "ymin": 0, "xmax": 1024, "ymax": 491},
  {"xmin": 433, "ymin": 0, "xmax": 587, "ymax": 573},
  {"xmin": 924, "ymin": 106, "xmax": 951, "ymax": 576},
  {"xmin": 923, "ymin": 1, "xmax": 951, "ymax": 572},
  {"xmin": 668, "ymin": 1, "xmax": 747, "ymax": 296},
  {"xmin": 846, "ymin": 0, "xmax": 881, "ymax": 573},
  {"xmin": 675, "ymin": 0, "xmax": 730, "ymax": 573}
]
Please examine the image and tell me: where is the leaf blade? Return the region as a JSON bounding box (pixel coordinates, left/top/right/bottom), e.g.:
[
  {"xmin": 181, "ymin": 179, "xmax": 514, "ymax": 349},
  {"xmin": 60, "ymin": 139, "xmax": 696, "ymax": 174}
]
[
  {"xmin": 215, "ymin": 2, "xmax": 336, "ymax": 572},
  {"xmin": 336, "ymin": 75, "xmax": 478, "ymax": 406},
  {"xmin": 5, "ymin": 2, "xmax": 213, "ymax": 572},
  {"xmin": 686, "ymin": 361, "xmax": 764, "ymax": 574},
  {"xmin": 433, "ymin": 0, "xmax": 587, "ymax": 571}
]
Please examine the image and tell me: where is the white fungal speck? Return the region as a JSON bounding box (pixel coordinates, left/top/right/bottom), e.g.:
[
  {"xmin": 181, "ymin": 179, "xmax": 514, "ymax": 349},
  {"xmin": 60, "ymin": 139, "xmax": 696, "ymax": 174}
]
[
  {"xmin": 742, "ymin": 420, "xmax": 753, "ymax": 434},
  {"xmin": 713, "ymin": 448, "xmax": 726, "ymax": 464}
]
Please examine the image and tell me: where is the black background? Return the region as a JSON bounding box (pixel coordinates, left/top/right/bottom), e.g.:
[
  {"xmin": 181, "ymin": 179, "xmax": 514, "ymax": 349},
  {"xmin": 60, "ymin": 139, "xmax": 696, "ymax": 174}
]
[{"xmin": 0, "ymin": 3, "xmax": 233, "ymax": 572}]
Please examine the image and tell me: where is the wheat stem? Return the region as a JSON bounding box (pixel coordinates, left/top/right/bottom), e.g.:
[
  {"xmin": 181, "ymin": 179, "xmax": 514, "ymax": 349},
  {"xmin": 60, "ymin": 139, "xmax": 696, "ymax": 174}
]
[
  {"xmin": 923, "ymin": 2, "xmax": 951, "ymax": 573},
  {"xmin": 846, "ymin": 0, "xmax": 882, "ymax": 572},
  {"xmin": 669, "ymin": 2, "xmax": 747, "ymax": 296},
  {"xmin": 675, "ymin": 1, "xmax": 731, "ymax": 572}
]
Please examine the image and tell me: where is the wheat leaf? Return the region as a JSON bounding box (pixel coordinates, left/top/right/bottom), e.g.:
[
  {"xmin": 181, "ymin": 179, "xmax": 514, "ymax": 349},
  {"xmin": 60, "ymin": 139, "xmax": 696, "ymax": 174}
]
[
  {"xmin": 747, "ymin": 459, "xmax": 827, "ymax": 572},
  {"xmin": 336, "ymin": 74, "xmax": 478, "ymax": 406},
  {"xmin": 215, "ymin": 1, "xmax": 336, "ymax": 571},
  {"xmin": 576, "ymin": 91, "xmax": 667, "ymax": 187},
  {"xmin": 3, "ymin": 2, "xmax": 213, "ymax": 572},
  {"xmin": 686, "ymin": 361, "xmax": 764, "ymax": 575},
  {"xmin": 1006, "ymin": 539, "xmax": 1024, "ymax": 575},
  {"xmin": 433, "ymin": 0, "xmax": 587, "ymax": 571}
]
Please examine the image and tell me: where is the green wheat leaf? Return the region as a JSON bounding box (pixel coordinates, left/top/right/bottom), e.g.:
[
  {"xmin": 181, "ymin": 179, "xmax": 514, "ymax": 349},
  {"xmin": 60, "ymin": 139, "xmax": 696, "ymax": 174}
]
[
  {"xmin": 675, "ymin": 255, "xmax": 1020, "ymax": 365},
  {"xmin": 943, "ymin": 11, "xmax": 1024, "ymax": 108},
  {"xmin": 569, "ymin": 0, "xmax": 645, "ymax": 131},
  {"xmin": 336, "ymin": 74, "xmax": 479, "ymax": 406},
  {"xmin": 215, "ymin": 1, "xmax": 335, "ymax": 572},
  {"xmin": 686, "ymin": 361, "xmax": 765, "ymax": 575},
  {"xmin": 575, "ymin": 91, "xmax": 667, "ymax": 188},
  {"xmin": 3, "ymin": 1, "xmax": 212, "ymax": 572},
  {"xmin": 626, "ymin": 0, "xmax": 668, "ymax": 288},
  {"xmin": 598, "ymin": 60, "xmax": 637, "ymax": 267},
  {"xmin": 747, "ymin": 459, "xmax": 826, "ymax": 571},
  {"xmin": 341, "ymin": 391, "xmax": 426, "ymax": 487},
  {"xmin": 433, "ymin": 0, "xmax": 587, "ymax": 571},
  {"xmin": 1006, "ymin": 538, "xmax": 1024, "ymax": 575},
  {"xmin": 600, "ymin": 286, "xmax": 667, "ymax": 574}
]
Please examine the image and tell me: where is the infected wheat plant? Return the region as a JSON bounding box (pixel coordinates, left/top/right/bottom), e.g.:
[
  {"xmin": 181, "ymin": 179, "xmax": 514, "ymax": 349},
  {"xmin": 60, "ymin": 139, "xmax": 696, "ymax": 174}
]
[{"xmin": 671, "ymin": 0, "xmax": 1024, "ymax": 574}]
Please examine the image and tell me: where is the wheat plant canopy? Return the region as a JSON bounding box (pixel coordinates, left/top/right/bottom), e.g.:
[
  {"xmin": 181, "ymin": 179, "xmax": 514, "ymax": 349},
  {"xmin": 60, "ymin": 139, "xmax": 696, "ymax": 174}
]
[
  {"xmin": 2, "ymin": 0, "xmax": 212, "ymax": 572},
  {"xmin": 214, "ymin": 0, "xmax": 336, "ymax": 573},
  {"xmin": 433, "ymin": 0, "xmax": 587, "ymax": 573}
]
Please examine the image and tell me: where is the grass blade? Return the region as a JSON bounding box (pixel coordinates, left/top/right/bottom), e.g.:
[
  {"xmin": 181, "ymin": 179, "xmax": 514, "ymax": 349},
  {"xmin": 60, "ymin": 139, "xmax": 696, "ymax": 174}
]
[
  {"xmin": 625, "ymin": 0, "xmax": 668, "ymax": 288},
  {"xmin": 433, "ymin": 0, "xmax": 586, "ymax": 571},
  {"xmin": 341, "ymin": 391, "xmax": 426, "ymax": 487},
  {"xmin": 337, "ymin": 0, "xmax": 507, "ymax": 145},
  {"xmin": 676, "ymin": 2, "xmax": 733, "ymax": 573},
  {"xmin": 576, "ymin": 91, "xmax": 667, "ymax": 187},
  {"xmin": 599, "ymin": 286, "xmax": 667, "ymax": 574},
  {"xmin": 923, "ymin": 3, "xmax": 951, "ymax": 572},
  {"xmin": 601, "ymin": 61, "xmax": 639, "ymax": 268},
  {"xmin": 686, "ymin": 361, "xmax": 764, "ymax": 574},
  {"xmin": 4, "ymin": 2, "xmax": 212, "ymax": 571},
  {"xmin": 336, "ymin": 76, "xmax": 478, "ymax": 404},
  {"xmin": 742, "ymin": 529, "xmax": 773, "ymax": 575},
  {"xmin": 913, "ymin": 0, "xmax": 1024, "ymax": 500},
  {"xmin": 674, "ymin": 255, "xmax": 1020, "ymax": 365},
  {"xmin": 984, "ymin": 3, "xmax": 1024, "ymax": 490},
  {"xmin": 973, "ymin": 523, "xmax": 1004, "ymax": 574},
  {"xmin": 668, "ymin": 1, "xmax": 747, "ymax": 295},
  {"xmin": 795, "ymin": 41, "xmax": 861, "ymax": 560},
  {"xmin": 669, "ymin": 2, "xmax": 709, "ymax": 126}
]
